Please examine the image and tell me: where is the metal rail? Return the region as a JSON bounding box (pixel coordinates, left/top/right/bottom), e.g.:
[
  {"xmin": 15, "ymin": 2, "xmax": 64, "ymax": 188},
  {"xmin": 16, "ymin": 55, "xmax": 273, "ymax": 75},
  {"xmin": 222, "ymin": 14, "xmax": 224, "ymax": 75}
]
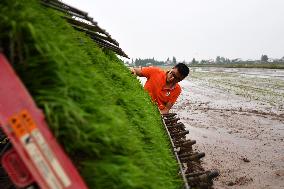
[
  {"xmin": 161, "ymin": 117, "xmax": 190, "ymax": 189},
  {"xmin": 41, "ymin": 0, "xmax": 129, "ymax": 58}
]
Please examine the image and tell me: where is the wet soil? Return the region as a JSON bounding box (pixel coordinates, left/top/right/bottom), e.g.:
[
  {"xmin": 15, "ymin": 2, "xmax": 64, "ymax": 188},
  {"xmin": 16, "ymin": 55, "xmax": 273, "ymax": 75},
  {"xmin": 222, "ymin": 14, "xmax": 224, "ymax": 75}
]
[{"xmin": 172, "ymin": 68, "xmax": 284, "ymax": 189}]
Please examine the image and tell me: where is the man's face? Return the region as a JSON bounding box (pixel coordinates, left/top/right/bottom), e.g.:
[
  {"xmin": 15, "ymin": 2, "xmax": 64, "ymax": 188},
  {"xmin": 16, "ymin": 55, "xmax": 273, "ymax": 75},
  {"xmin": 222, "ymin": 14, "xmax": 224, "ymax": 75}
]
[{"xmin": 166, "ymin": 68, "xmax": 183, "ymax": 83}]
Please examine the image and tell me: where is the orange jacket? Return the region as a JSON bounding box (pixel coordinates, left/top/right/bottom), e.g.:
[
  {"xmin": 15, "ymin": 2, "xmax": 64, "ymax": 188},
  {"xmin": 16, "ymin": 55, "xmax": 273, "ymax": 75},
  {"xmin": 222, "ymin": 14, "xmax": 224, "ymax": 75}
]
[{"xmin": 141, "ymin": 67, "xmax": 181, "ymax": 110}]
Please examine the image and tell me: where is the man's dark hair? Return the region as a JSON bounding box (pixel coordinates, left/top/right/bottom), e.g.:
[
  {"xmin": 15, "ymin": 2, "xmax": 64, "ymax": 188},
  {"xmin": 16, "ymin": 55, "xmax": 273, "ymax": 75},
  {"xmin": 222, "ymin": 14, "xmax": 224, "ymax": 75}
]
[{"xmin": 174, "ymin": 63, "xmax": 189, "ymax": 78}]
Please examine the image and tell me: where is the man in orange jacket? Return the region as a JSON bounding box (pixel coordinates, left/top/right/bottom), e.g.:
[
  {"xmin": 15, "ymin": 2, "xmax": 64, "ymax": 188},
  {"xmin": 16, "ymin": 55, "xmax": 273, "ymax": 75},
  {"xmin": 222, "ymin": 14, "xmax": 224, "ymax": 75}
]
[{"xmin": 131, "ymin": 63, "xmax": 189, "ymax": 114}]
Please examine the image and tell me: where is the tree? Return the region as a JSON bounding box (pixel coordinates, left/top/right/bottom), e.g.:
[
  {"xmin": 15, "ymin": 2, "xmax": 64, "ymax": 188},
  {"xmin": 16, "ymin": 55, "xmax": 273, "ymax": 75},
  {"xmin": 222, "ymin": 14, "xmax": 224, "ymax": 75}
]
[
  {"xmin": 134, "ymin": 57, "xmax": 166, "ymax": 66},
  {"xmin": 172, "ymin": 56, "xmax": 177, "ymax": 64},
  {"xmin": 216, "ymin": 56, "xmax": 221, "ymax": 63},
  {"xmin": 220, "ymin": 57, "xmax": 226, "ymax": 63},
  {"xmin": 261, "ymin": 55, "xmax": 268, "ymax": 62},
  {"xmin": 192, "ymin": 58, "xmax": 197, "ymax": 64}
]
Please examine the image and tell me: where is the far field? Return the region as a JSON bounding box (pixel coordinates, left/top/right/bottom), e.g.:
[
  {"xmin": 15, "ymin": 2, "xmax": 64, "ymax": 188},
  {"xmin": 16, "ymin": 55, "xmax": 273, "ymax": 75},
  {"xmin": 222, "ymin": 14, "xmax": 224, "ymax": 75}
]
[
  {"xmin": 173, "ymin": 67, "xmax": 284, "ymax": 189},
  {"xmin": 190, "ymin": 67, "xmax": 284, "ymax": 113}
]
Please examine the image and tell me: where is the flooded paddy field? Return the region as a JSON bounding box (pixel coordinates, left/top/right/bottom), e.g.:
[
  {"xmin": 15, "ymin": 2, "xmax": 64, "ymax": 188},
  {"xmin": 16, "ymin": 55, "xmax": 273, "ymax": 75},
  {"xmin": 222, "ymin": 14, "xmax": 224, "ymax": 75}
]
[{"xmin": 173, "ymin": 67, "xmax": 284, "ymax": 189}]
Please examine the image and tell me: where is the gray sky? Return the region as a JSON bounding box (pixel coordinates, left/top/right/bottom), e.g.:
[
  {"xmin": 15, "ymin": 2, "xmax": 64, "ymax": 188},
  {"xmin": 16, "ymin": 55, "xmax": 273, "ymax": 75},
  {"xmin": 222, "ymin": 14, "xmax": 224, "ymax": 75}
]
[{"xmin": 63, "ymin": 0, "xmax": 284, "ymax": 61}]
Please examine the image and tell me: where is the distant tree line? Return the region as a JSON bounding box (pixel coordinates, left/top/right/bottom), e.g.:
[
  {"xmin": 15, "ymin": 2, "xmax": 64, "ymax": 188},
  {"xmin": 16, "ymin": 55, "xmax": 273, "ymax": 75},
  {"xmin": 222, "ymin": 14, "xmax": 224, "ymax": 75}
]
[
  {"xmin": 126, "ymin": 56, "xmax": 177, "ymax": 67},
  {"xmin": 124, "ymin": 55, "xmax": 284, "ymax": 67},
  {"xmin": 132, "ymin": 58, "xmax": 164, "ymax": 67},
  {"xmin": 192, "ymin": 55, "xmax": 284, "ymax": 65}
]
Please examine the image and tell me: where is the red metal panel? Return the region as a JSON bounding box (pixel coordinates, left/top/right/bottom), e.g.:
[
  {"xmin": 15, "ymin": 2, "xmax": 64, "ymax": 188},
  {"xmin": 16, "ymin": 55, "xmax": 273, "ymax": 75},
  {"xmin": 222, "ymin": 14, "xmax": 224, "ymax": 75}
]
[{"xmin": 0, "ymin": 53, "xmax": 88, "ymax": 189}]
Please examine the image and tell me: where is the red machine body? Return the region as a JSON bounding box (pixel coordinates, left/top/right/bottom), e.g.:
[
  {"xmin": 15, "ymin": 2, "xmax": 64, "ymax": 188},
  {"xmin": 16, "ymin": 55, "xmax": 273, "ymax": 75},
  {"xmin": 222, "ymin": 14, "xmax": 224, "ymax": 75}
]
[{"xmin": 0, "ymin": 53, "xmax": 88, "ymax": 189}]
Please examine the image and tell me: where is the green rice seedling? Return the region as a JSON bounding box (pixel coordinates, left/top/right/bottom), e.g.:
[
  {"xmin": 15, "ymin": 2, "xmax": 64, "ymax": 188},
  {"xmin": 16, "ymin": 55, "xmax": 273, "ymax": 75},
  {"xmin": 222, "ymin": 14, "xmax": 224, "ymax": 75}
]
[{"xmin": 0, "ymin": 0, "xmax": 182, "ymax": 188}]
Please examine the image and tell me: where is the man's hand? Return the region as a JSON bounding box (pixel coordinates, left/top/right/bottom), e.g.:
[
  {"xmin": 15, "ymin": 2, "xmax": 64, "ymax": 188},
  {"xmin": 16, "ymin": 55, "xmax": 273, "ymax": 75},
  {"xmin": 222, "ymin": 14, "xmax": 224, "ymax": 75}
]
[
  {"xmin": 160, "ymin": 108, "xmax": 170, "ymax": 115},
  {"xmin": 131, "ymin": 67, "xmax": 143, "ymax": 76},
  {"xmin": 160, "ymin": 102, "xmax": 174, "ymax": 115},
  {"xmin": 130, "ymin": 68, "xmax": 136, "ymax": 75}
]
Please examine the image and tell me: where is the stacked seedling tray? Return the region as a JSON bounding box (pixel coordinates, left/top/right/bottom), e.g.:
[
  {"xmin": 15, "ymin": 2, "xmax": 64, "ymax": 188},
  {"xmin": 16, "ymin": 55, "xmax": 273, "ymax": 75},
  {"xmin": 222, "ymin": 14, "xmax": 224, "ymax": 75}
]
[{"xmin": 162, "ymin": 113, "xmax": 219, "ymax": 189}]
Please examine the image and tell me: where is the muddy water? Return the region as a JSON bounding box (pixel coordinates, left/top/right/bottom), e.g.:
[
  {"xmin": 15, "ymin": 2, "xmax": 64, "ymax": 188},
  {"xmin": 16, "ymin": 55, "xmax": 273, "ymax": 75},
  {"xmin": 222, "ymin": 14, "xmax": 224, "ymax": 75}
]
[{"xmin": 172, "ymin": 68, "xmax": 284, "ymax": 189}]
